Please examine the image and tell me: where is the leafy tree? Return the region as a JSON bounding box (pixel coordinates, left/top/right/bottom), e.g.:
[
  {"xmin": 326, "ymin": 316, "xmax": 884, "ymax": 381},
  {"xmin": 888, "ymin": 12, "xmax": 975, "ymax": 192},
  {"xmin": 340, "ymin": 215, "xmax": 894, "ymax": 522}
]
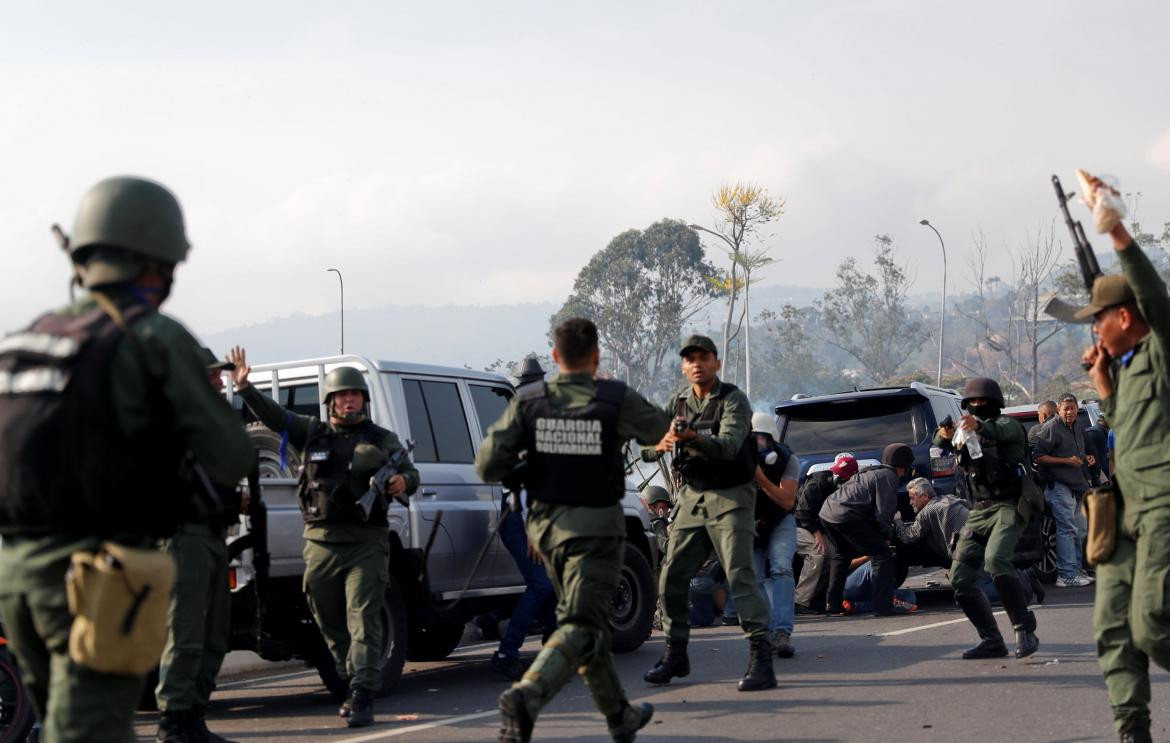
[
  {"xmin": 815, "ymin": 235, "xmax": 924, "ymax": 384},
  {"xmin": 691, "ymin": 182, "xmax": 784, "ymax": 366},
  {"xmin": 551, "ymin": 219, "xmax": 718, "ymax": 399},
  {"xmin": 755, "ymin": 304, "xmax": 848, "ymax": 401}
]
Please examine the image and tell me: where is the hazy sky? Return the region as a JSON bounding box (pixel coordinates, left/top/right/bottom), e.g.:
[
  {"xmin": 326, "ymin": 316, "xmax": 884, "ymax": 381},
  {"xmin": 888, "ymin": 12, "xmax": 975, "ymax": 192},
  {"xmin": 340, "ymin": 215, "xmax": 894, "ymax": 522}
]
[{"xmin": 3, "ymin": 0, "xmax": 1169, "ymax": 338}]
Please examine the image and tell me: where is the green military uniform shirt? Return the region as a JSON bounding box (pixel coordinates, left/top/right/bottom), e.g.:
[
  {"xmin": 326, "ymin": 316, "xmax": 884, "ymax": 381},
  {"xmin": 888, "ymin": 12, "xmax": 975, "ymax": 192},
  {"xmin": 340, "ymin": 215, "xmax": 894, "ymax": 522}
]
[
  {"xmin": 1099, "ymin": 242, "xmax": 1170, "ymax": 514},
  {"xmin": 934, "ymin": 414, "xmax": 1026, "ymax": 501},
  {"xmin": 655, "ymin": 378, "xmax": 754, "ymax": 526},
  {"xmin": 238, "ymin": 384, "xmax": 419, "ymax": 542},
  {"xmin": 475, "ymin": 371, "xmax": 671, "ymax": 539}
]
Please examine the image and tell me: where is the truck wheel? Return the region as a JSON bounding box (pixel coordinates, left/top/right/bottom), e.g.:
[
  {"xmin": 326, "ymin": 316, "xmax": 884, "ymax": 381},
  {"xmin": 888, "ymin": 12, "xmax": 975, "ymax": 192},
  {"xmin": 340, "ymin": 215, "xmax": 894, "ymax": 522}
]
[
  {"xmin": 1036, "ymin": 513, "xmax": 1058, "ymax": 584},
  {"xmin": 378, "ymin": 578, "xmax": 409, "ymax": 695},
  {"xmin": 611, "ymin": 543, "xmax": 654, "ymax": 654},
  {"xmin": 247, "ymin": 423, "xmax": 301, "ymax": 479},
  {"xmin": 406, "ymin": 619, "xmax": 464, "ymax": 662},
  {"xmin": 309, "ymin": 577, "xmax": 409, "ymax": 700},
  {"xmin": 0, "ymin": 651, "xmax": 36, "ymax": 743}
]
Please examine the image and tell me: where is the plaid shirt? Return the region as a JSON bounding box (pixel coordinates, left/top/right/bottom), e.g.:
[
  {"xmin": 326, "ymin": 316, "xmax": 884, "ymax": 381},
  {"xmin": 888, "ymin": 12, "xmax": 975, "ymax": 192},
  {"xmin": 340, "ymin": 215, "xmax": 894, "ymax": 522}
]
[{"xmin": 895, "ymin": 494, "xmax": 970, "ymax": 558}]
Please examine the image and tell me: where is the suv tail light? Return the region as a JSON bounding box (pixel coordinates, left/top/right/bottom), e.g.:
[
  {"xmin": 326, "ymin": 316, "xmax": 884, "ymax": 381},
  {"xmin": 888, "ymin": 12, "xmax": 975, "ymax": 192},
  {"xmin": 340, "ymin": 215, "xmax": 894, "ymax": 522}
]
[{"xmin": 929, "ymin": 446, "xmax": 957, "ymax": 478}]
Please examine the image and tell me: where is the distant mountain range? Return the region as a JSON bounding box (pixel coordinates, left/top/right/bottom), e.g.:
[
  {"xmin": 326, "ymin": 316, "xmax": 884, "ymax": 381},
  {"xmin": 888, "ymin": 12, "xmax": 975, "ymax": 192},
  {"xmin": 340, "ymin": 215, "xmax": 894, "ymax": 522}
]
[{"xmin": 199, "ymin": 282, "xmax": 959, "ymax": 371}]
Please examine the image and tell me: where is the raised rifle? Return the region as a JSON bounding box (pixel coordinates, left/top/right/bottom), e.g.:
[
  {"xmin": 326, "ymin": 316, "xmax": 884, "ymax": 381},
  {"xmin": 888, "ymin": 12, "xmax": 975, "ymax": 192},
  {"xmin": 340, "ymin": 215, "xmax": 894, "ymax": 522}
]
[
  {"xmin": 1052, "ymin": 174, "xmax": 1106, "ymax": 370},
  {"xmin": 1052, "ymin": 174, "xmax": 1103, "ymax": 292}
]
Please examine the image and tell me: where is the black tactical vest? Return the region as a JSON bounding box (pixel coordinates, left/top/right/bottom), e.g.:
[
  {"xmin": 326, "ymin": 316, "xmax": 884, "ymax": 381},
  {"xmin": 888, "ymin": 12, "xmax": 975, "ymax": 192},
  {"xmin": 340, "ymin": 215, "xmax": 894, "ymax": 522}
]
[
  {"xmin": 517, "ymin": 379, "xmax": 625, "ymax": 507},
  {"xmin": 298, "ymin": 420, "xmax": 391, "ymax": 526},
  {"xmin": 671, "ymin": 382, "xmax": 758, "ymax": 490},
  {"xmin": 0, "ymin": 304, "xmax": 187, "ymax": 537}
]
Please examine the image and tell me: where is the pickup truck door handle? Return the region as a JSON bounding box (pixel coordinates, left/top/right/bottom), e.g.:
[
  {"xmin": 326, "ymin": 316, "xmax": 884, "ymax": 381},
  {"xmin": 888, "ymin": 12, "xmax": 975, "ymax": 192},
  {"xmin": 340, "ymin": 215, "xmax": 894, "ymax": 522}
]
[{"xmin": 419, "ymin": 489, "xmax": 438, "ymax": 497}]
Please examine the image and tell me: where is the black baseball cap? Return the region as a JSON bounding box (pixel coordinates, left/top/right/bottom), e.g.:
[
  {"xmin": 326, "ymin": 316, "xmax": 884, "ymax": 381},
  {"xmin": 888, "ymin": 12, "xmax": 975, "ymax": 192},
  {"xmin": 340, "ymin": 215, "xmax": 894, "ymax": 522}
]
[{"xmin": 679, "ymin": 334, "xmax": 718, "ymax": 357}]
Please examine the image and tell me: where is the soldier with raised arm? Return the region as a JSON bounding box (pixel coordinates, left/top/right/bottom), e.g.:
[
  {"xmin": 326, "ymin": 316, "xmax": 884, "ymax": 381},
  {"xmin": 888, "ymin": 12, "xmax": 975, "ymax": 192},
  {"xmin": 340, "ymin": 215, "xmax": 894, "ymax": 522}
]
[{"xmin": 229, "ymin": 349, "xmax": 418, "ymax": 729}]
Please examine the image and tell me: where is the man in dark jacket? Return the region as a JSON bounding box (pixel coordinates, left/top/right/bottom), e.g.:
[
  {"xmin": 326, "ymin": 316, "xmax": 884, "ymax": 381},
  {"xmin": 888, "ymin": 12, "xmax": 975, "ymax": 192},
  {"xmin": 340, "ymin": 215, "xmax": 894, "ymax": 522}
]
[
  {"xmin": 819, "ymin": 444, "xmax": 916, "ymax": 616},
  {"xmin": 793, "ymin": 453, "xmax": 856, "ymax": 613}
]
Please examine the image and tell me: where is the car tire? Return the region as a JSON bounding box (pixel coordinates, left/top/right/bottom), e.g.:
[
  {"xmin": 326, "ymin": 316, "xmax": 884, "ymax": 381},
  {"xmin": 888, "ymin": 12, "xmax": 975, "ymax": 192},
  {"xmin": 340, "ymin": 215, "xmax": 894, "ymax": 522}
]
[
  {"xmin": 1035, "ymin": 513, "xmax": 1058, "ymax": 584},
  {"xmin": 247, "ymin": 423, "xmax": 301, "ymax": 479},
  {"xmin": 406, "ymin": 618, "xmax": 464, "ymax": 662},
  {"xmin": 611, "ymin": 543, "xmax": 655, "ymax": 654}
]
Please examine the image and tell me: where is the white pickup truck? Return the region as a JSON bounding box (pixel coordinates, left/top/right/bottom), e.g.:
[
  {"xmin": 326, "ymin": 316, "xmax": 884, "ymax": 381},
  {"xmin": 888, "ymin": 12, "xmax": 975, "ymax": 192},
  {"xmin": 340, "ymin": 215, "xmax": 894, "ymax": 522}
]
[{"xmin": 222, "ymin": 354, "xmax": 661, "ymax": 699}]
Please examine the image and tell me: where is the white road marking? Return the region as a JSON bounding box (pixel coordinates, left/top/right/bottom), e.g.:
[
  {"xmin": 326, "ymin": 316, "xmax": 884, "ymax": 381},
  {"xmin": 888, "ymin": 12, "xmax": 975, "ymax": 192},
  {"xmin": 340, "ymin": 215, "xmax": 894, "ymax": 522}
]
[
  {"xmin": 331, "ymin": 709, "xmax": 499, "ymax": 741},
  {"xmin": 217, "ymin": 669, "xmax": 316, "ymax": 689},
  {"xmin": 878, "ymin": 610, "xmax": 1006, "ymax": 637}
]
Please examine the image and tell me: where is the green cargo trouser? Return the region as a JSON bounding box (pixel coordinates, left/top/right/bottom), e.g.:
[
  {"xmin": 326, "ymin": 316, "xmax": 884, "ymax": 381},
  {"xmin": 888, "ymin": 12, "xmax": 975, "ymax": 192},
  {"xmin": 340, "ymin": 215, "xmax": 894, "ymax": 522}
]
[
  {"xmin": 156, "ymin": 524, "xmax": 230, "ymax": 711},
  {"xmin": 303, "ymin": 537, "xmax": 389, "ymax": 691},
  {"xmin": 513, "ymin": 510, "xmax": 628, "ymax": 718},
  {"xmin": 1095, "ymin": 505, "xmax": 1170, "ymax": 734},
  {"xmin": 951, "ymin": 502, "xmax": 1022, "ymax": 597},
  {"xmin": 660, "ymin": 505, "xmax": 769, "ymax": 641},
  {"xmin": 0, "ymin": 539, "xmax": 145, "ymax": 743}
]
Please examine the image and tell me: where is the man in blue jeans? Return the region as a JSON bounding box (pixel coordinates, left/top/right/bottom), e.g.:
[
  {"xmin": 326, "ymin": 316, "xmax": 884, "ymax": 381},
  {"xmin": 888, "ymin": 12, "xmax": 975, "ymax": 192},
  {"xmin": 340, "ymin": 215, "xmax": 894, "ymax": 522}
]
[
  {"xmin": 1033, "ymin": 393, "xmax": 1093, "ymax": 588},
  {"xmin": 491, "ymin": 504, "xmax": 558, "ymax": 680},
  {"xmin": 748, "ymin": 413, "xmax": 799, "ymax": 657},
  {"xmin": 490, "ymin": 357, "xmax": 558, "ymax": 680}
]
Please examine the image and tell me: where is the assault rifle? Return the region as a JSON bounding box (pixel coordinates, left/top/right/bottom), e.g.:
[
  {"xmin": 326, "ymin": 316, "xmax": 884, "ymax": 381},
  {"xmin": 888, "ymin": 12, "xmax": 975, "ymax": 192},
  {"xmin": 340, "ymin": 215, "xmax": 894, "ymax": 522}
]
[
  {"xmin": 1052, "ymin": 174, "xmax": 1103, "ymax": 292},
  {"xmin": 357, "ymin": 444, "xmax": 413, "ymax": 521}
]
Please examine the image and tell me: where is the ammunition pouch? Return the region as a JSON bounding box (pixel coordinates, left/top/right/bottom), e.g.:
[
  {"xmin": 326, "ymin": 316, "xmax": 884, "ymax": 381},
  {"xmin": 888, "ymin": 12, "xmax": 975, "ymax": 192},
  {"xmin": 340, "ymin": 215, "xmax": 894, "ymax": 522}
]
[
  {"xmin": 66, "ymin": 542, "xmax": 175, "ymax": 675},
  {"xmin": 1083, "ymin": 484, "xmax": 1119, "ymax": 566}
]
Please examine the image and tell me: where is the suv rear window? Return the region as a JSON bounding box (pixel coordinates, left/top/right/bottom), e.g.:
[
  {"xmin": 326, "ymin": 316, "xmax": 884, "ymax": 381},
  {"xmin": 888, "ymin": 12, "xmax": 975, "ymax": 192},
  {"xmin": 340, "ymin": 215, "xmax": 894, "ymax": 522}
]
[{"xmin": 779, "ymin": 396, "xmax": 928, "ymax": 454}]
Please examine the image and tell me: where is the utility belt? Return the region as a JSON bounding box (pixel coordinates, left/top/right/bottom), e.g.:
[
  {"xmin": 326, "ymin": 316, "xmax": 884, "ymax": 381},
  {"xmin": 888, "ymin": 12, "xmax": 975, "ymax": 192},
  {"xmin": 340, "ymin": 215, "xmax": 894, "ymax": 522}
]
[
  {"xmin": 971, "ymin": 496, "xmax": 1015, "ymax": 511},
  {"xmin": 66, "ymin": 541, "xmax": 175, "ymax": 675}
]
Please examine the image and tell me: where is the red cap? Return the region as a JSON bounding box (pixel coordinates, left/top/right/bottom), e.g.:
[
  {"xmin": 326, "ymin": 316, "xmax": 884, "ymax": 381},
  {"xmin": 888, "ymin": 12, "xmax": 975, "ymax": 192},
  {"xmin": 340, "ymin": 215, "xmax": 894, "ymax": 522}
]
[{"xmin": 829, "ymin": 453, "xmax": 858, "ymax": 480}]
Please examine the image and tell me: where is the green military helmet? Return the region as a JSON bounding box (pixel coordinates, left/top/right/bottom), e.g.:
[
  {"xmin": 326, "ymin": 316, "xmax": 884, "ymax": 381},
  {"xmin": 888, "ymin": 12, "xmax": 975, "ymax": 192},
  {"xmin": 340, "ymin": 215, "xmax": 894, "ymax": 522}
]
[
  {"xmin": 69, "ymin": 176, "xmax": 190, "ymax": 287},
  {"xmin": 642, "ymin": 485, "xmax": 672, "ymax": 507},
  {"xmin": 961, "ymin": 377, "xmax": 1005, "ymax": 409},
  {"xmin": 323, "ymin": 366, "xmax": 369, "ymax": 402},
  {"xmin": 352, "ymin": 441, "xmax": 387, "ymax": 474}
]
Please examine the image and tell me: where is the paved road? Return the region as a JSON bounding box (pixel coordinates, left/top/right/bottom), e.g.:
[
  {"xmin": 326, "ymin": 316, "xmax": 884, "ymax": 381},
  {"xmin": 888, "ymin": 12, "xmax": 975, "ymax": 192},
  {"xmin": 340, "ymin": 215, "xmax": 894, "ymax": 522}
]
[{"xmin": 134, "ymin": 586, "xmax": 1169, "ymax": 742}]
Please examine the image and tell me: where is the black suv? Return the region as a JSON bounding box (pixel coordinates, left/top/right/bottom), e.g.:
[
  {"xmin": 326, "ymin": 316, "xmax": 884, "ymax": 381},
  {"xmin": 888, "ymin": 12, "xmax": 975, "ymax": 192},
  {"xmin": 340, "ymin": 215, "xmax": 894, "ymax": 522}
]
[{"xmin": 773, "ymin": 382, "xmax": 964, "ymax": 504}]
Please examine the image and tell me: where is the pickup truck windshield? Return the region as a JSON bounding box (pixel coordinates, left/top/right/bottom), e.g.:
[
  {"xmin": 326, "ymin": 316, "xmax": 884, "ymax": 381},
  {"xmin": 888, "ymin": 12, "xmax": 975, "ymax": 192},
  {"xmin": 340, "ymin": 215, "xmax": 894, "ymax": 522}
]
[{"xmin": 779, "ymin": 395, "xmax": 927, "ymax": 454}]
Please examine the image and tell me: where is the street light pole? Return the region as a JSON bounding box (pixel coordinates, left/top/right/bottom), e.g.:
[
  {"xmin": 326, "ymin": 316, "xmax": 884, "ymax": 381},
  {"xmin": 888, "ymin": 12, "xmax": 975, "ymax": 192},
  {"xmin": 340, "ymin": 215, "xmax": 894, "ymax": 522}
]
[
  {"xmin": 918, "ymin": 220, "xmax": 946, "ymax": 386},
  {"xmin": 326, "ymin": 268, "xmax": 344, "ymax": 354}
]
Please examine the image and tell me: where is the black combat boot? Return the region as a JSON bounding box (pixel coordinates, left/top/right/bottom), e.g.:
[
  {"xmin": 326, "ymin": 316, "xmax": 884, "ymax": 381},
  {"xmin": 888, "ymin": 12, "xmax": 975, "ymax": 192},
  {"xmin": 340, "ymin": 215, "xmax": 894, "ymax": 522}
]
[
  {"xmin": 338, "ymin": 687, "xmax": 355, "ymax": 718},
  {"xmin": 192, "ymin": 705, "xmax": 238, "ymax": 743},
  {"xmin": 737, "ymin": 636, "xmax": 777, "ymax": 691},
  {"xmin": 156, "ymin": 709, "xmax": 199, "ymax": 743},
  {"xmin": 993, "ymin": 573, "xmax": 1039, "ymax": 658},
  {"xmin": 1118, "ymin": 715, "xmax": 1152, "ymax": 743},
  {"xmin": 955, "ymin": 592, "xmax": 1008, "ymax": 659},
  {"xmin": 643, "ymin": 638, "xmax": 689, "ymax": 685},
  {"xmin": 606, "ymin": 702, "xmax": 654, "ymax": 743},
  {"xmin": 497, "ymin": 687, "xmax": 535, "ymax": 743},
  {"xmin": 345, "ymin": 687, "xmax": 375, "ymax": 728}
]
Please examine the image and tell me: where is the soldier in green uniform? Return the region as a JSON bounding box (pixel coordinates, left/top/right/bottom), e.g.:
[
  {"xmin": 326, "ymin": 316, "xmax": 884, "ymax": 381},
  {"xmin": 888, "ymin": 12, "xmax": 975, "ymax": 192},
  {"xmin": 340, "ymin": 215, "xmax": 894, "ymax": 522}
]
[
  {"xmin": 475, "ymin": 318, "xmax": 671, "ymax": 743},
  {"xmin": 155, "ymin": 348, "xmax": 246, "ymax": 743},
  {"xmin": 644, "ymin": 335, "xmax": 776, "ymax": 692},
  {"xmin": 228, "ymin": 349, "xmax": 419, "ymax": 729},
  {"xmin": 0, "ymin": 176, "xmax": 253, "ymax": 743},
  {"xmin": 934, "ymin": 377, "xmax": 1039, "ymax": 661},
  {"xmin": 1069, "ymin": 221, "xmax": 1170, "ymax": 743}
]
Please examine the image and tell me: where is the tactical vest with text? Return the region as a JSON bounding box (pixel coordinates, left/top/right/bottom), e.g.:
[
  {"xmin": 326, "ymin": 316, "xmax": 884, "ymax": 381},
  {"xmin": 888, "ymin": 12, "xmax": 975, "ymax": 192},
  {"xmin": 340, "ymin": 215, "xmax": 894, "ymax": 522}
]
[
  {"xmin": 298, "ymin": 420, "xmax": 390, "ymax": 527},
  {"xmin": 0, "ymin": 304, "xmax": 187, "ymax": 537},
  {"xmin": 518, "ymin": 379, "xmax": 625, "ymax": 507}
]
